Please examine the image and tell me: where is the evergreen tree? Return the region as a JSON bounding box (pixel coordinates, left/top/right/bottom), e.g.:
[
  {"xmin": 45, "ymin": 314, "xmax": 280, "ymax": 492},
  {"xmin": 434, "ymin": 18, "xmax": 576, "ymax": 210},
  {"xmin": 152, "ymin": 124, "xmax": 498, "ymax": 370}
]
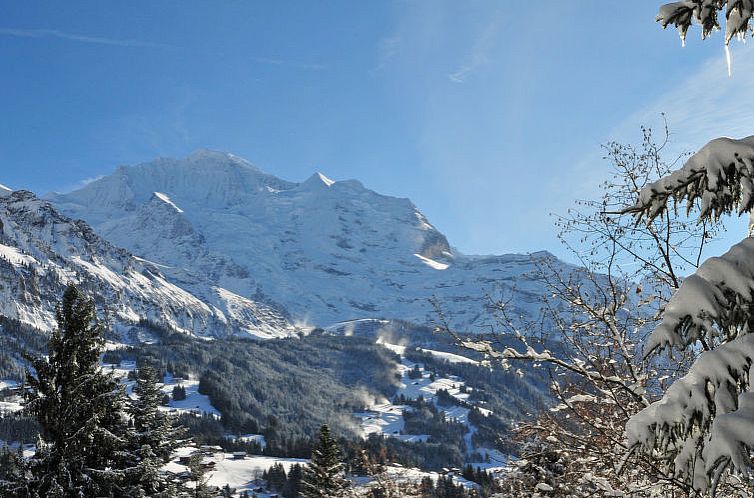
[
  {"xmin": 419, "ymin": 476, "xmax": 434, "ymax": 498},
  {"xmin": 187, "ymin": 451, "xmax": 214, "ymax": 498},
  {"xmin": 220, "ymin": 483, "xmax": 234, "ymax": 497},
  {"xmin": 172, "ymin": 384, "xmax": 186, "ymax": 401},
  {"xmin": 0, "ymin": 443, "xmax": 25, "ymax": 493},
  {"xmin": 623, "ymin": 134, "xmax": 754, "ymax": 494},
  {"xmin": 267, "ymin": 462, "xmax": 287, "ymax": 491},
  {"xmin": 21, "ymin": 284, "xmax": 133, "ymax": 497},
  {"xmin": 301, "ymin": 424, "xmax": 349, "ymax": 498},
  {"xmin": 283, "ymin": 463, "xmax": 304, "ymax": 498},
  {"xmin": 127, "ymin": 365, "xmax": 185, "ymax": 496}
]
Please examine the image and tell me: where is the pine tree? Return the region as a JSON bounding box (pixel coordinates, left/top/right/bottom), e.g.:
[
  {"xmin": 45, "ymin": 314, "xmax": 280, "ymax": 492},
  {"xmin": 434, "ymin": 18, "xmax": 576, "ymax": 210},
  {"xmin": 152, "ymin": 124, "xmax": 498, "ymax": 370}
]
[
  {"xmin": 283, "ymin": 463, "xmax": 304, "ymax": 498},
  {"xmin": 0, "ymin": 443, "xmax": 25, "ymax": 493},
  {"xmin": 301, "ymin": 424, "xmax": 349, "ymax": 498},
  {"xmin": 221, "ymin": 483, "xmax": 235, "ymax": 497},
  {"xmin": 22, "ymin": 284, "xmax": 133, "ymax": 497},
  {"xmin": 267, "ymin": 462, "xmax": 287, "ymax": 491},
  {"xmin": 172, "ymin": 384, "xmax": 186, "ymax": 401},
  {"xmin": 187, "ymin": 451, "xmax": 214, "ymax": 498},
  {"xmin": 623, "ymin": 135, "xmax": 754, "ymax": 494},
  {"xmin": 126, "ymin": 364, "xmax": 185, "ymax": 496}
]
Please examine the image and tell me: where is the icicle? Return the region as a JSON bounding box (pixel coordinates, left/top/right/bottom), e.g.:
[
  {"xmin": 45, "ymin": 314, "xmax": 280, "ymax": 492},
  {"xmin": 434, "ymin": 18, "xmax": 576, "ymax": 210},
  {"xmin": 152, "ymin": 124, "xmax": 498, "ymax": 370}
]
[
  {"xmin": 681, "ymin": 32, "xmax": 686, "ymax": 48},
  {"xmin": 726, "ymin": 43, "xmax": 733, "ymax": 77}
]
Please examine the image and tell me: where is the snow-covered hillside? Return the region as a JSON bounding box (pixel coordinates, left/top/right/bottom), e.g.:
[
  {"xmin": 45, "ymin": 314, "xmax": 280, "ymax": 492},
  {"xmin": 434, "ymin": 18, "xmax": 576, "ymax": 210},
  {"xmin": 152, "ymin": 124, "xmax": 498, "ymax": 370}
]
[
  {"xmin": 0, "ymin": 190, "xmax": 295, "ymax": 339},
  {"xmin": 49, "ymin": 151, "xmax": 568, "ymax": 331}
]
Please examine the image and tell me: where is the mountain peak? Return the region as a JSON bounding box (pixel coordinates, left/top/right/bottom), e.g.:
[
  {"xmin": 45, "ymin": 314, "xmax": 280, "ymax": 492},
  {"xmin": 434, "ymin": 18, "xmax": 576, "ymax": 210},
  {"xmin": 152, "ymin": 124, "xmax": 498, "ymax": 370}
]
[
  {"xmin": 46, "ymin": 152, "xmax": 562, "ymax": 332},
  {"xmin": 185, "ymin": 149, "xmax": 249, "ymax": 165},
  {"xmin": 301, "ymin": 172, "xmax": 335, "ymax": 189}
]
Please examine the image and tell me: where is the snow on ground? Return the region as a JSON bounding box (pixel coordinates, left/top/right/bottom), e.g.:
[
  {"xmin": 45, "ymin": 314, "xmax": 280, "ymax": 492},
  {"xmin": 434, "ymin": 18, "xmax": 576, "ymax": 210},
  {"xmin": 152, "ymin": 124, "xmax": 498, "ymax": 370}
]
[
  {"xmin": 0, "ymin": 243, "xmax": 38, "ymax": 266},
  {"xmin": 324, "ymin": 318, "xmax": 392, "ymax": 336},
  {"xmin": 104, "ymin": 341, "xmax": 129, "ymax": 351},
  {"xmin": 167, "ymin": 446, "xmax": 307, "ymax": 494},
  {"xmin": 0, "ymin": 380, "xmax": 18, "ymax": 390},
  {"xmin": 416, "ymin": 347, "xmax": 478, "ymax": 365},
  {"xmin": 160, "ymin": 372, "xmax": 221, "ymax": 417},
  {"xmin": 376, "ymin": 338, "xmax": 478, "ymax": 365},
  {"xmin": 375, "ymin": 337, "xmax": 406, "ymax": 355},
  {"xmin": 0, "ymin": 400, "xmax": 22, "ymax": 414},
  {"xmin": 380, "ymin": 465, "xmax": 478, "ymax": 489},
  {"xmin": 205, "ymin": 454, "xmax": 307, "ymax": 491},
  {"xmin": 468, "ymin": 448, "xmax": 508, "ymax": 472},
  {"xmin": 103, "ymin": 361, "xmax": 221, "ymax": 418},
  {"xmin": 354, "ymin": 402, "xmax": 408, "ymax": 437},
  {"xmin": 355, "ymin": 341, "xmax": 493, "ymax": 457},
  {"xmin": 0, "ymin": 380, "xmax": 24, "ymax": 413}
]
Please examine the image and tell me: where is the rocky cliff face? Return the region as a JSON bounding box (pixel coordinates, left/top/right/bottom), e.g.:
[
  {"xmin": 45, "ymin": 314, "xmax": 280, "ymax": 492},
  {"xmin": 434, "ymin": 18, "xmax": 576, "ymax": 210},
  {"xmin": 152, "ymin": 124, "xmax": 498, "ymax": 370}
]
[{"xmin": 0, "ymin": 190, "xmax": 295, "ymax": 339}]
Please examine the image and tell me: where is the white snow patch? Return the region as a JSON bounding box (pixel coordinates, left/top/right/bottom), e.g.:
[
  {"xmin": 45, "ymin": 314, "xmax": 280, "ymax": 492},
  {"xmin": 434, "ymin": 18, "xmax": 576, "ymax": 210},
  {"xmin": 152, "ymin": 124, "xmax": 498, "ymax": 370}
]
[
  {"xmin": 417, "ymin": 348, "xmax": 478, "ymax": 365},
  {"xmin": 0, "ymin": 401, "xmax": 22, "ymax": 413},
  {"xmin": 377, "ymin": 465, "xmax": 478, "ymax": 490},
  {"xmin": 153, "ymin": 192, "xmax": 184, "ymax": 213},
  {"xmin": 0, "ymin": 380, "xmax": 18, "ymax": 391},
  {"xmin": 0, "ymin": 244, "xmax": 38, "ymax": 266},
  {"xmin": 354, "ymin": 402, "xmax": 408, "ymax": 438},
  {"xmin": 315, "ymin": 172, "xmax": 335, "ymax": 186},
  {"xmin": 167, "ymin": 446, "xmax": 307, "ymax": 494},
  {"xmin": 160, "ymin": 372, "xmax": 220, "ymax": 418},
  {"xmin": 414, "ymin": 253, "xmax": 449, "ymax": 270},
  {"xmin": 376, "ymin": 338, "xmax": 406, "ymax": 355}
]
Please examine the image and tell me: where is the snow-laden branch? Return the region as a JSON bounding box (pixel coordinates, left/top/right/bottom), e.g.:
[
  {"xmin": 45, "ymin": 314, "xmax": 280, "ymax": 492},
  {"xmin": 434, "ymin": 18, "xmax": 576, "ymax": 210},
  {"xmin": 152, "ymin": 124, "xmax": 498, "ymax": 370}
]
[
  {"xmin": 626, "ymin": 333, "xmax": 754, "ymax": 491},
  {"xmin": 644, "ymin": 236, "xmax": 754, "ymax": 354},
  {"xmin": 460, "ymin": 340, "xmax": 648, "ymax": 403},
  {"xmin": 624, "ymin": 135, "xmax": 754, "ymax": 223},
  {"xmin": 704, "ymin": 392, "xmax": 754, "ymax": 485},
  {"xmin": 658, "ymin": 1, "xmax": 754, "ymax": 45}
]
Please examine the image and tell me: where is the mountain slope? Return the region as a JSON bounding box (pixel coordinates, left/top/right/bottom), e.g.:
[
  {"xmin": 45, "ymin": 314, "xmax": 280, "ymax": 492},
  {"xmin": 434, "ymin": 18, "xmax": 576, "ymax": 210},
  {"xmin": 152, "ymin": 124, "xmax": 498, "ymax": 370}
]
[
  {"xmin": 49, "ymin": 151, "xmax": 566, "ymax": 331},
  {"xmin": 0, "ymin": 190, "xmax": 294, "ymax": 339}
]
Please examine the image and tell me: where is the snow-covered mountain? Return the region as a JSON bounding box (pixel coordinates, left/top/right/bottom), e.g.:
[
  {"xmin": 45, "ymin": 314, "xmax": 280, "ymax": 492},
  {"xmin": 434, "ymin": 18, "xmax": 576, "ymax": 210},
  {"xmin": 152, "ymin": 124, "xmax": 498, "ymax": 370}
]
[
  {"xmin": 0, "ymin": 189, "xmax": 295, "ymax": 339},
  {"xmin": 47, "ymin": 151, "xmax": 564, "ymax": 332}
]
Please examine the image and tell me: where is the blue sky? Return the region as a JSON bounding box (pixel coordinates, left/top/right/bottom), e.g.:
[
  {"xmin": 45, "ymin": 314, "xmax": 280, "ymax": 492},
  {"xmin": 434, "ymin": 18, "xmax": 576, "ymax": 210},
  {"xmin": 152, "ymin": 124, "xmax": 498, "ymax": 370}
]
[{"xmin": 1, "ymin": 1, "xmax": 752, "ymax": 258}]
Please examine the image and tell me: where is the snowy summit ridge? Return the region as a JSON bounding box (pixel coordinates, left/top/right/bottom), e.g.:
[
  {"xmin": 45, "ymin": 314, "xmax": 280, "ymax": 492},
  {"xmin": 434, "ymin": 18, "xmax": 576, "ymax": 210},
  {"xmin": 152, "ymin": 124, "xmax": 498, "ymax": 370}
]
[
  {"xmin": 0, "ymin": 189, "xmax": 295, "ymax": 339},
  {"xmin": 48, "ymin": 151, "xmax": 567, "ymax": 331}
]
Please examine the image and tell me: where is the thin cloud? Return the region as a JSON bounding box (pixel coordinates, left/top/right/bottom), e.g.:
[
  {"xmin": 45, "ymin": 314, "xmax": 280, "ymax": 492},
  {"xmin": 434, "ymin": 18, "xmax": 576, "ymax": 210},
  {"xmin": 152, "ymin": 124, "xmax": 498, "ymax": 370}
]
[
  {"xmin": 373, "ymin": 35, "xmax": 401, "ymax": 71},
  {"xmin": 0, "ymin": 27, "xmax": 161, "ymax": 47},
  {"xmin": 613, "ymin": 43, "xmax": 754, "ymax": 157},
  {"xmin": 446, "ymin": 16, "xmax": 501, "ymax": 84},
  {"xmin": 448, "ymin": 64, "xmax": 477, "ymax": 83},
  {"xmin": 251, "ymin": 56, "xmax": 325, "ymax": 70}
]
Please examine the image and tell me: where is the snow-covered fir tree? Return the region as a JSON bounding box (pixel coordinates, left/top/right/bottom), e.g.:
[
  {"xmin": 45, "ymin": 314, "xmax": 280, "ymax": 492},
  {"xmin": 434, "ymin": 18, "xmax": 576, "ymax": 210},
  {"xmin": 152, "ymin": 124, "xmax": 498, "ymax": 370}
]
[
  {"xmin": 19, "ymin": 284, "xmax": 134, "ymax": 497},
  {"xmin": 0, "ymin": 443, "xmax": 25, "ymax": 493},
  {"xmin": 623, "ymin": 135, "xmax": 754, "ymax": 495},
  {"xmin": 187, "ymin": 451, "xmax": 215, "ymax": 498},
  {"xmin": 302, "ymin": 424, "xmax": 350, "ymax": 498},
  {"xmin": 126, "ymin": 365, "xmax": 185, "ymax": 497}
]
